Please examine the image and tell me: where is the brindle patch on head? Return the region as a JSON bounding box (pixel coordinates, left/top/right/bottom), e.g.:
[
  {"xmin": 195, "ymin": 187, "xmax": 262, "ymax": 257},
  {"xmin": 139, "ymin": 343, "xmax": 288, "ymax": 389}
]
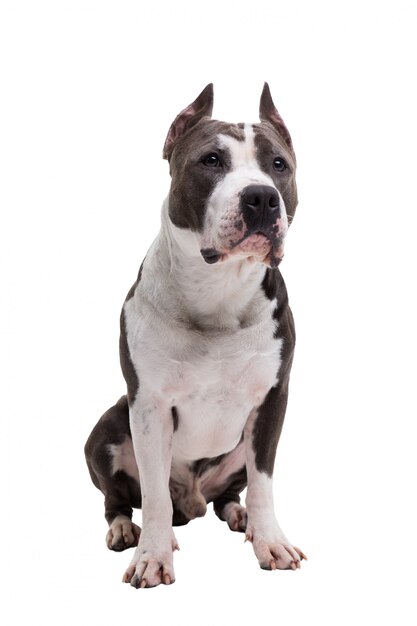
[
  {"xmin": 168, "ymin": 119, "xmax": 245, "ymax": 231},
  {"xmin": 253, "ymin": 122, "xmax": 298, "ymax": 224}
]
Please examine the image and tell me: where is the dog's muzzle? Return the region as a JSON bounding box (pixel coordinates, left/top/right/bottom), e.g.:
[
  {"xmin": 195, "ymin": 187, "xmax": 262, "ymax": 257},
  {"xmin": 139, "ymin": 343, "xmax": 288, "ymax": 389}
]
[{"xmin": 200, "ymin": 185, "xmax": 285, "ymax": 266}]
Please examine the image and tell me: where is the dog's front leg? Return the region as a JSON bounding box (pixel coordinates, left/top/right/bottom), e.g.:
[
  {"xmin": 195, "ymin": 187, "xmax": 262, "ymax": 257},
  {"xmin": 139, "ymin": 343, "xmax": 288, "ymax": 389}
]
[
  {"xmin": 244, "ymin": 385, "xmax": 307, "ymax": 571},
  {"xmin": 122, "ymin": 396, "xmax": 178, "ymax": 588}
]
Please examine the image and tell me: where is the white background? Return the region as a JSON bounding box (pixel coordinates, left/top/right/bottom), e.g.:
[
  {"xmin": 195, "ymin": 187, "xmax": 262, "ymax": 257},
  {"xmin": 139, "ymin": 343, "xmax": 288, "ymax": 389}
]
[{"xmin": 1, "ymin": 0, "xmax": 416, "ymax": 624}]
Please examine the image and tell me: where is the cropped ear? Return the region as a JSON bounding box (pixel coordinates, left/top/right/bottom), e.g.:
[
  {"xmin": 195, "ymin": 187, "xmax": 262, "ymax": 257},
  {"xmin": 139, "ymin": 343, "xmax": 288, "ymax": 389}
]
[
  {"xmin": 259, "ymin": 82, "xmax": 293, "ymax": 149},
  {"xmin": 163, "ymin": 83, "xmax": 214, "ymax": 160}
]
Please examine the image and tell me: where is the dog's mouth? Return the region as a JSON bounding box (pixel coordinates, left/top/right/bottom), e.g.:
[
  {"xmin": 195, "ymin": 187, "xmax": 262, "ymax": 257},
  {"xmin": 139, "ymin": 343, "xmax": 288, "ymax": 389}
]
[{"xmin": 200, "ymin": 231, "xmax": 285, "ymax": 268}]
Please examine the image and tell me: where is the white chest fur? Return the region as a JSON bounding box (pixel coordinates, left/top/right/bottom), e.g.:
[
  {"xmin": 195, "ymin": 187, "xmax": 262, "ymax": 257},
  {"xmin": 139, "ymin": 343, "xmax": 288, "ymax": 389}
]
[
  {"xmin": 169, "ymin": 332, "xmax": 282, "ymax": 460},
  {"xmin": 124, "ymin": 293, "xmax": 281, "ymax": 461}
]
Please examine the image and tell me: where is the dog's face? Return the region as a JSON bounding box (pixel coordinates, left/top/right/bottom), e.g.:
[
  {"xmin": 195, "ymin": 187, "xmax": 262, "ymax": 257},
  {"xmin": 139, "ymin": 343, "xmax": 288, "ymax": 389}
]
[{"xmin": 163, "ymin": 84, "xmax": 297, "ymax": 268}]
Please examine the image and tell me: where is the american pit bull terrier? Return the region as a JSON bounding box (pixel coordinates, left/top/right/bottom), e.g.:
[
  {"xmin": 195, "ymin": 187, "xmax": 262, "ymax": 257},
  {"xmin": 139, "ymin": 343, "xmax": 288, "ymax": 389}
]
[{"xmin": 85, "ymin": 83, "xmax": 306, "ymax": 588}]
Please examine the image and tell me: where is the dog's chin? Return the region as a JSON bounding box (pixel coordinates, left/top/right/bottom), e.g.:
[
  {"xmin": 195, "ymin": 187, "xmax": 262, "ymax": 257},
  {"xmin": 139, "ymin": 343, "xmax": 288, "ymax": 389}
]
[{"xmin": 200, "ymin": 234, "xmax": 284, "ymax": 268}]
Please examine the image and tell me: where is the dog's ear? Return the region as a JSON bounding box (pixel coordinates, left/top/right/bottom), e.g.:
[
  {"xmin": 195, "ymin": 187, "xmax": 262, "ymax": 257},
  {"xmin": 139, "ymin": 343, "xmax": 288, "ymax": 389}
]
[
  {"xmin": 259, "ymin": 82, "xmax": 293, "ymax": 150},
  {"xmin": 163, "ymin": 84, "xmax": 214, "ymax": 160}
]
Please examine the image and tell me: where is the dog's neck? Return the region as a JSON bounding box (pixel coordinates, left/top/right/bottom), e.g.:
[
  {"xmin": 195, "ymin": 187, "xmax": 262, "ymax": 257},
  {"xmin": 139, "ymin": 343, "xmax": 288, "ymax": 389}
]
[{"xmin": 145, "ymin": 201, "xmax": 270, "ymax": 331}]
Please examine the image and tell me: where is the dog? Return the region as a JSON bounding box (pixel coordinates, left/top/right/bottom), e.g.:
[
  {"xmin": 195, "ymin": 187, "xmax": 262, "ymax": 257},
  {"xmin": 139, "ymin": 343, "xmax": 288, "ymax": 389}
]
[{"xmin": 85, "ymin": 83, "xmax": 306, "ymax": 588}]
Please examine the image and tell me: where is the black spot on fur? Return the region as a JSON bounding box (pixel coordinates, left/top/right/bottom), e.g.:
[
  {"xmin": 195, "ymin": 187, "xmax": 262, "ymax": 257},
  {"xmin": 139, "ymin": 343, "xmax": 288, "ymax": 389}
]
[{"xmin": 172, "ymin": 406, "xmax": 179, "ymax": 431}]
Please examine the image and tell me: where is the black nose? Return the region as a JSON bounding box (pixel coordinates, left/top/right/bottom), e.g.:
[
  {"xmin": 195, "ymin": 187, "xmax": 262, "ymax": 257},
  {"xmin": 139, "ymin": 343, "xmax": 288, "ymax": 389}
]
[{"xmin": 240, "ymin": 184, "xmax": 281, "ymax": 231}]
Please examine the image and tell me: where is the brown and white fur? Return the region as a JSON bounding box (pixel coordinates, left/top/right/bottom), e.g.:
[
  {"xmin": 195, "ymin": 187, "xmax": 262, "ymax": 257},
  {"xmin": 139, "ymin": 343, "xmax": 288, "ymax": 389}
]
[{"xmin": 85, "ymin": 83, "xmax": 306, "ymax": 588}]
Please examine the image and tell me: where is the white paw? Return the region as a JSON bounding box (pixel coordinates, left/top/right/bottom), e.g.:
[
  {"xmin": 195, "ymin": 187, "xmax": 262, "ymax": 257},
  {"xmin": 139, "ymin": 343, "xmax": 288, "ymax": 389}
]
[
  {"xmin": 246, "ymin": 530, "xmax": 307, "ymax": 570},
  {"xmin": 122, "ymin": 532, "xmax": 179, "ymax": 588}
]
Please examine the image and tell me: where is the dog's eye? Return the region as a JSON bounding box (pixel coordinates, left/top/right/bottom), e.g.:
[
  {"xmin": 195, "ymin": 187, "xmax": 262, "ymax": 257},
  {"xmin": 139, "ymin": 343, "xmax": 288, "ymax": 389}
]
[
  {"xmin": 273, "ymin": 157, "xmax": 287, "ymax": 172},
  {"xmin": 203, "ymin": 153, "xmax": 221, "ymax": 167}
]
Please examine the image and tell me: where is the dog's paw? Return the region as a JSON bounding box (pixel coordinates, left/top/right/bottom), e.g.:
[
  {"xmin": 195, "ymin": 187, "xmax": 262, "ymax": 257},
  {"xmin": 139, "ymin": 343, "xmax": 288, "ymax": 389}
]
[
  {"xmin": 106, "ymin": 515, "xmax": 141, "ymax": 551},
  {"xmin": 122, "ymin": 533, "xmax": 179, "ymax": 588},
  {"xmin": 222, "ymin": 502, "xmax": 248, "ymax": 532},
  {"xmin": 246, "ymin": 532, "xmax": 307, "ymax": 571}
]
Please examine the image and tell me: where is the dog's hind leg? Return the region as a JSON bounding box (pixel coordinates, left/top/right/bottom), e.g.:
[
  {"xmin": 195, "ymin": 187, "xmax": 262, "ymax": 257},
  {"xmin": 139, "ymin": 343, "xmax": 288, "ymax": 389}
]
[
  {"xmin": 85, "ymin": 396, "xmax": 142, "ymax": 551},
  {"xmin": 215, "ymin": 501, "xmax": 248, "ymax": 533},
  {"xmin": 212, "ymin": 466, "xmax": 248, "ymax": 533},
  {"xmin": 102, "ymin": 473, "xmax": 141, "ymax": 551}
]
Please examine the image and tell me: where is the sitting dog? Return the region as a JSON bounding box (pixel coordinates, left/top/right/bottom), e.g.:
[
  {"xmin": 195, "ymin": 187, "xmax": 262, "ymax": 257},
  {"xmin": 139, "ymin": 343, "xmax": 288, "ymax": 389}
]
[{"xmin": 85, "ymin": 83, "xmax": 306, "ymax": 588}]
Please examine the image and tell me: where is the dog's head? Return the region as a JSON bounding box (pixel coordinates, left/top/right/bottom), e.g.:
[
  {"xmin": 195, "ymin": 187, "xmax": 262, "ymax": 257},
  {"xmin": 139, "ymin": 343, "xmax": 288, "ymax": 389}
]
[{"xmin": 163, "ymin": 83, "xmax": 297, "ymax": 268}]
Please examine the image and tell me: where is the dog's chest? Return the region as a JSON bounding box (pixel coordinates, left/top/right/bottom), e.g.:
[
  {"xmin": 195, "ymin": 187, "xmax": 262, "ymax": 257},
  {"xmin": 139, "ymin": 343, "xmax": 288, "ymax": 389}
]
[
  {"xmin": 131, "ymin": 309, "xmax": 282, "ymax": 460},
  {"xmin": 171, "ymin": 342, "xmax": 280, "ymax": 460}
]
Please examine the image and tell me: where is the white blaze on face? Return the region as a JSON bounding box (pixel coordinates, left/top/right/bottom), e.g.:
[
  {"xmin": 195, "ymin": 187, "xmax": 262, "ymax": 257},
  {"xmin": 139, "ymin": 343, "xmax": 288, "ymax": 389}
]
[
  {"xmin": 202, "ymin": 124, "xmax": 287, "ymax": 253},
  {"xmin": 223, "ymin": 125, "xmax": 266, "ymax": 167}
]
